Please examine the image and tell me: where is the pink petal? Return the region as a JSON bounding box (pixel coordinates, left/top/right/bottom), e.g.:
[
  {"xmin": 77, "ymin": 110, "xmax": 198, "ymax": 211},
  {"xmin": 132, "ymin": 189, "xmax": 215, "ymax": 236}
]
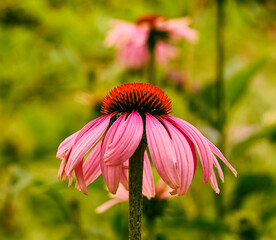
[
  {"xmin": 95, "ymin": 198, "xmax": 125, "ymax": 214},
  {"xmin": 58, "ymin": 157, "xmax": 66, "ymax": 181},
  {"xmin": 167, "ymin": 116, "xmax": 213, "ymax": 184},
  {"xmin": 160, "ymin": 117, "xmax": 194, "ymax": 195},
  {"xmin": 156, "ymin": 18, "xmax": 198, "ymax": 42},
  {"xmin": 118, "ymin": 44, "xmax": 149, "ymax": 69},
  {"xmin": 56, "ymin": 131, "xmax": 80, "ymax": 159},
  {"xmin": 210, "ymin": 170, "xmax": 220, "ymax": 194},
  {"xmin": 68, "ymin": 171, "xmax": 74, "ymax": 187},
  {"xmin": 187, "ymin": 137, "xmax": 198, "ymax": 175},
  {"xmin": 146, "ymin": 114, "xmax": 180, "ymax": 189},
  {"xmin": 75, "ymin": 161, "xmax": 88, "ymax": 195},
  {"xmin": 105, "ymin": 20, "xmax": 148, "ymax": 48},
  {"xmin": 58, "ymin": 149, "xmax": 72, "ymax": 181},
  {"xmin": 82, "ymin": 142, "xmax": 102, "ymax": 186},
  {"xmin": 121, "ymin": 161, "xmax": 129, "ymax": 190},
  {"xmin": 212, "ymin": 154, "xmax": 224, "ymax": 182},
  {"xmin": 95, "ymin": 184, "xmax": 129, "ymax": 213},
  {"xmin": 155, "ymin": 42, "xmax": 178, "ymax": 65},
  {"xmin": 101, "ymin": 158, "xmax": 122, "ymax": 194},
  {"xmin": 65, "ymin": 115, "xmax": 111, "ymax": 174},
  {"xmin": 142, "ymin": 151, "xmax": 156, "ymax": 199},
  {"xmin": 57, "ymin": 115, "xmax": 110, "ymax": 159},
  {"xmin": 103, "ymin": 112, "xmax": 143, "ymax": 166},
  {"xmin": 156, "ymin": 180, "xmax": 174, "ymax": 199},
  {"xmin": 206, "ymin": 138, "xmax": 237, "ymax": 177}
]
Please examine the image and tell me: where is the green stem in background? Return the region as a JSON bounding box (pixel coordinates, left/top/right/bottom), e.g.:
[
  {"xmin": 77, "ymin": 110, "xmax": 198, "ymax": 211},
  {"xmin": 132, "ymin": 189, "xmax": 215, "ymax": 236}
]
[
  {"xmin": 216, "ymin": 0, "xmax": 226, "ymax": 139},
  {"xmin": 148, "ymin": 50, "xmax": 156, "ymax": 85},
  {"xmin": 129, "ymin": 141, "xmax": 147, "ymax": 240},
  {"xmin": 70, "ymin": 198, "xmax": 85, "ymax": 240},
  {"xmin": 215, "ymin": 0, "xmax": 227, "ymax": 219}
]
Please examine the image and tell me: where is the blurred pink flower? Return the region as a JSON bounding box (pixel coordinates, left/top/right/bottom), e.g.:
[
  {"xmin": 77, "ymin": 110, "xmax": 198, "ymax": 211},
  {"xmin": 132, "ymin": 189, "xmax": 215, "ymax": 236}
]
[
  {"xmin": 105, "ymin": 15, "xmax": 198, "ymax": 69},
  {"xmin": 57, "ymin": 83, "xmax": 236, "ymax": 196},
  {"xmin": 95, "ymin": 180, "xmax": 172, "ymax": 213}
]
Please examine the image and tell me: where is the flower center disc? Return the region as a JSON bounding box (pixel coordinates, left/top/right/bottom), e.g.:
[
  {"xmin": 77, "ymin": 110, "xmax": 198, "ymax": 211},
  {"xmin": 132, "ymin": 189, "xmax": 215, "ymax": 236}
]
[{"xmin": 101, "ymin": 83, "xmax": 172, "ymax": 115}]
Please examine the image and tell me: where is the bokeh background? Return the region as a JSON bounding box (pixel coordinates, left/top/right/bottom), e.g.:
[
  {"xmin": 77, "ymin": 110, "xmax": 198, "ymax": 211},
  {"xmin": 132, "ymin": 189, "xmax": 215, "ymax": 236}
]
[{"xmin": 1, "ymin": 0, "xmax": 276, "ymax": 239}]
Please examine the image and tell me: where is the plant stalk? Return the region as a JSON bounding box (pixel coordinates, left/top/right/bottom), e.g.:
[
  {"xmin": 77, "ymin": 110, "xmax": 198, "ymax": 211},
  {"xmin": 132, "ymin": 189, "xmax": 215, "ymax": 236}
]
[
  {"xmin": 148, "ymin": 50, "xmax": 156, "ymax": 85},
  {"xmin": 129, "ymin": 142, "xmax": 146, "ymax": 240},
  {"xmin": 216, "ymin": 0, "xmax": 226, "ymax": 143},
  {"xmin": 215, "ymin": 0, "xmax": 227, "ymax": 219}
]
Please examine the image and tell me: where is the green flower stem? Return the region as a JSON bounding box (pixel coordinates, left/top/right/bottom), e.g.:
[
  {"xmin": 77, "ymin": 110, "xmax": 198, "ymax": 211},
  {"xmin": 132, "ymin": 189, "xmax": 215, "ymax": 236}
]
[
  {"xmin": 129, "ymin": 141, "xmax": 147, "ymax": 240},
  {"xmin": 215, "ymin": 0, "xmax": 227, "ymax": 220},
  {"xmin": 148, "ymin": 50, "xmax": 156, "ymax": 85},
  {"xmin": 216, "ymin": 0, "xmax": 226, "ymax": 138}
]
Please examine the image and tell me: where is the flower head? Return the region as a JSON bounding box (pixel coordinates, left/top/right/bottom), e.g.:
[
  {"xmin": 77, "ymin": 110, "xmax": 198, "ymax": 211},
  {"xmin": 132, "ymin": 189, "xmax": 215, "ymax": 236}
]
[
  {"xmin": 105, "ymin": 15, "xmax": 198, "ymax": 69},
  {"xmin": 57, "ymin": 83, "xmax": 237, "ymax": 196}
]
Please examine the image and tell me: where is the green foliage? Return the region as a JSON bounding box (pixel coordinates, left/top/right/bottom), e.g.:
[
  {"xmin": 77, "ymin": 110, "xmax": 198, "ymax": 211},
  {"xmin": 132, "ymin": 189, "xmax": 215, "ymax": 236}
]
[
  {"xmin": 225, "ymin": 58, "xmax": 266, "ymax": 108},
  {"xmin": 0, "ymin": 0, "xmax": 276, "ymax": 239},
  {"xmin": 231, "ymin": 173, "xmax": 274, "ymax": 209},
  {"xmin": 231, "ymin": 124, "xmax": 276, "ymax": 157}
]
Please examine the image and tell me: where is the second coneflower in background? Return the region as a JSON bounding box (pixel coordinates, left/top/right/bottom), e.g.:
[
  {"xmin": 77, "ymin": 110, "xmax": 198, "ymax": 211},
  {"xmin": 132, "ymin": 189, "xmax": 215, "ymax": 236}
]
[{"xmin": 105, "ymin": 15, "xmax": 197, "ymax": 70}]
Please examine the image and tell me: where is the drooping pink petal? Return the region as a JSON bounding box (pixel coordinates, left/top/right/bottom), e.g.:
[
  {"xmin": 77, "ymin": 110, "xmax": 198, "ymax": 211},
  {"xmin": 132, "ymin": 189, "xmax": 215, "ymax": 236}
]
[
  {"xmin": 121, "ymin": 161, "xmax": 129, "ymax": 190},
  {"xmin": 101, "ymin": 158, "xmax": 122, "ymax": 194},
  {"xmin": 156, "ymin": 180, "xmax": 174, "ymax": 199},
  {"xmin": 65, "ymin": 115, "xmax": 111, "ymax": 175},
  {"xmin": 56, "ymin": 131, "xmax": 80, "ymax": 159},
  {"xmin": 142, "ymin": 151, "xmax": 156, "ymax": 199},
  {"xmin": 58, "ymin": 149, "xmax": 72, "ymax": 181},
  {"xmin": 206, "ymin": 138, "xmax": 237, "ymax": 177},
  {"xmin": 58, "ymin": 158, "xmax": 66, "ymax": 181},
  {"xmin": 101, "ymin": 113, "xmax": 125, "ymax": 162},
  {"xmin": 160, "ymin": 117, "xmax": 194, "ymax": 195},
  {"xmin": 95, "ymin": 184, "xmax": 129, "ymax": 213},
  {"xmin": 118, "ymin": 44, "xmax": 149, "ymax": 69},
  {"xmin": 57, "ymin": 115, "xmax": 111, "ymax": 159},
  {"xmin": 156, "ymin": 18, "xmax": 198, "ymax": 42},
  {"xmin": 186, "ymin": 137, "xmax": 198, "ymax": 175},
  {"xmin": 146, "ymin": 114, "xmax": 180, "ymax": 189},
  {"xmin": 103, "ymin": 112, "xmax": 144, "ymax": 166},
  {"xmin": 95, "ymin": 198, "xmax": 125, "ymax": 214},
  {"xmin": 212, "ymin": 154, "xmax": 224, "ymax": 182},
  {"xmin": 75, "ymin": 161, "xmax": 88, "ymax": 195},
  {"xmin": 106, "ymin": 21, "xmax": 150, "ymax": 69},
  {"xmin": 105, "ymin": 20, "xmax": 148, "ymax": 49},
  {"xmin": 75, "ymin": 115, "xmax": 109, "ymax": 143},
  {"xmin": 167, "ymin": 115, "xmax": 213, "ymax": 184},
  {"xmin": 82, "ymin": 142, "xmax": 102, "ymax": 186},
  {"xmin": 155, "ymin": 42, "xmax": 178, "ymax": 65},
  {"xmin": 68, "ymin": 171, "xmax": 74, "ymax": 187},
  {"xmin": 210, "ymin": 170, "xmax": 220, "ymax": 194}
]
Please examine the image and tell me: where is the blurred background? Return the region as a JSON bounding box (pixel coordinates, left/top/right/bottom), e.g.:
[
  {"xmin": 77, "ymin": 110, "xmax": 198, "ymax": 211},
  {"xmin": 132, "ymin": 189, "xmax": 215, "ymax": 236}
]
[{"xmin": 0, "ymin": 0, "xmax": 276, "ymax": 239}]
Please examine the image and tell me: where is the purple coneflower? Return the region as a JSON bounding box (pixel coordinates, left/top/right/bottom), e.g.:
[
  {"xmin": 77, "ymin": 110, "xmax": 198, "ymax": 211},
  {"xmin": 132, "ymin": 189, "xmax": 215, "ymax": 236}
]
[
  {"xmin": 57, "ymin": 83, "xmax": 236, "ymax": 196},
  {"xmin": 105, "ymin": 15, "xmax": 197, "ymax": 69}
]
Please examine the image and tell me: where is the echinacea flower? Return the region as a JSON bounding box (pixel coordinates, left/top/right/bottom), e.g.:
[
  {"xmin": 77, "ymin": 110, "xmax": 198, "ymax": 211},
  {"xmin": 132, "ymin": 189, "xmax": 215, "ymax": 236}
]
[
  {"xmin": 95, "ymin": 180, "xmax": 172, "ymax": 213},
  {"xmin": 105, "ymin": 15, "xmax": 197, "ymax": 69},
  {"xmin": 57, "ymin": 83, "xmax": 237, "ymax": 196}
]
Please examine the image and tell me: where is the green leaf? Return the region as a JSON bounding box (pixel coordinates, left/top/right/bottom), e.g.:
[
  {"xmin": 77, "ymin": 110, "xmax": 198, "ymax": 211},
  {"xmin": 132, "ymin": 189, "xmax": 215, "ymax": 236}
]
[{"xmin": 226, "ymin": 58, "xmax": 266, "ymax": 108}]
